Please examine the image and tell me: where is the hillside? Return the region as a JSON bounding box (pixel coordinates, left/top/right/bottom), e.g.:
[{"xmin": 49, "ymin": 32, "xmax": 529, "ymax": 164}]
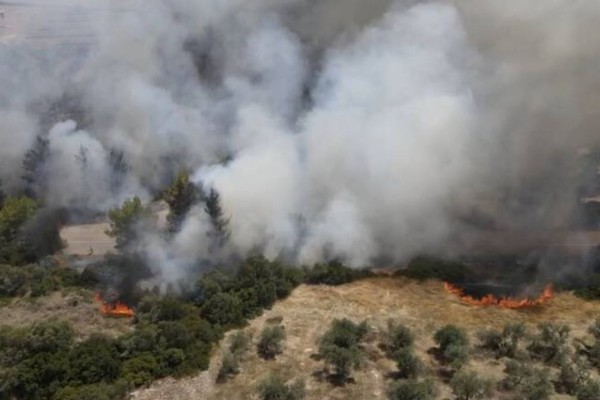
[{"xmin": 132, "ymin": 277, "xmax": 600, "ymax": 400}]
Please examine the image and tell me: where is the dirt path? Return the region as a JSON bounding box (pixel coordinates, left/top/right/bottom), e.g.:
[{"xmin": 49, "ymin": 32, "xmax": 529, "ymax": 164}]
[{"xmin": 60, "ymin": 222, "xmax": 116, "ymax": 256}]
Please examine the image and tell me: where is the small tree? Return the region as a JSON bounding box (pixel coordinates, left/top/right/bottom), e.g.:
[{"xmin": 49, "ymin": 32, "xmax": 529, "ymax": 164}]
[
  {"xmin": 528, "ymin": 323, "xmax": 570, "ymax": 365},
  {"xmin": 204, "ymin": 187, "xmax": 229, "ymax": 245},
  {"xmin": 228, "ymin": 330, "xmax": 251, "ymax": 358},
  {"xmin": 520, "ymin": 368, "xmax": 553, "ymax": 400},
  {"xmin": 258, "ymin": 374, "xmax": 305, "ymax": 400},
  {"xmin": 434, "ymin": 325, "xmax": 469, "ymax": 367},
  {"xmin": 318, "ymin": 319, "xmax": 369, "ymax": 382},
  {"xmin": 0, "ymin": 197, "xmax": 38, "ymax": 264},
  {"xmin": 216, "ymin": 352, "xmax": 239, "ymax": 383},
  {"xmin": 383, "ymin": 320, "xmax": 414, "ymax": 358},
  {"xmin": 395, "ymin": 348, "xmax": 422, "ymax": 379},
  {"xmin": 107, "ymin": 148, "xmax": 130, "ymax": 195},
  {"xmin": 258, "ymin": 325, "xmax": 285, "ymax": 360},
  {"xmin": 449, "ymin": 370, "xmax": 493, "ymax": 400},
  {"xmin": 21, "ymin": 134, "xmax": 50, "ymax": 198},
  {"xmin": 478, "ymin": 323, "xmax": 526, "ymax": 359},
  {"xmin": 388, "ymin": 379, "xmax": 437, "ymax": 400},
  {"xmin": 556, "ymin": 355, "xmax": 590, "ymax": 395},
  {"xmin": 106, "ymin": 196, "xmax": 152, "ymax": 250},
  {"xmin": 577, "ymin": 380, "xmax": 600, "ymax": 400}
]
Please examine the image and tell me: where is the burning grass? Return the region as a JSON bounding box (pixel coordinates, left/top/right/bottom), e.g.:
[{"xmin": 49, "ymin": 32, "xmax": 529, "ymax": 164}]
[
  {"xmin": 95, "ymin": 292, "xmax": 135, "ymax": 318},
  {"xmin": 443, "ymin": 282, "xmax": 554, "ymax": 309}
]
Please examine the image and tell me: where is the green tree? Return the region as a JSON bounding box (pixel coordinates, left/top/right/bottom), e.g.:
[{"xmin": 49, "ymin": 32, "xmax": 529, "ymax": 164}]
[
  {"xmin": 0, "ymin": 196, "xmax": 38, "ymax": 264},
  {"xmin": 388, "ymin": 379, "xmax": 437, "ymax": 400},
  {"xmin": 204, "ymin": 187, "xmax": 229, "ymax": 245},
  {"xmin": 200, "ymin": 292, "xmax": 243, "ymax": 327},
  {"xmin": 395, "ymin": 348, "xmax": 422, "ymax": 379},
  {"xmin": 383, "ymin": 320, "xmax": 414, "ymax": 358},
  {"xmin": 216, "ymin": 351, "xmax": 239, "ymax": 383},
  {"xmin": 258, "ymin": 374, "xmax": 305, "ymax": 400},
  {"xmin": 318, "ymin": 319, "xmax": 369, "ymax": 383},
  {"xmin": 22, "ymin": 134, "xmax": 50, "ymax": 198},
  {"xmin": 67, "ymin": 334, "xmax": 120, "ymax": 385},
  {"xmin": 449, "ymin": 370, "xmax": 493, "ymax": 400},
  {"xmin": 434, "ymin": 325, "xmax": 470, "ymax": 367},
  {"xmin": 163, "ymin": 170, "xmax": 198, "ymax": 234},
  {"xmin": 478, "ymin": 323, "xmax": 526, "ymax": 359},
  {"xmin": 258, "ymin": 325, "xmax": 286, "ymax": 360},
  {"xmin": 106, "ymin": 196, "xmax": 152, "ymax": 249},
  {"xmin": 528, "ymin": 323, "xmax": 570, "ymax": 365}
]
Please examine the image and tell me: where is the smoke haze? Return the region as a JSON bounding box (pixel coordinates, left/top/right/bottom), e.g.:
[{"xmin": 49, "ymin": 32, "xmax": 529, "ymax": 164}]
[{"xmin": 2, "ymin": 0, "xmax": 600, "ymax": 280}]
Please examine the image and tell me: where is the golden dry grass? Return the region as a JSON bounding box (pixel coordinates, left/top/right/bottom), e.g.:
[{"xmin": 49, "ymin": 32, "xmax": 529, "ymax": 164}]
[{"xmin": 133, "ymin": 277, "xmax": 600, "ymax": 400}]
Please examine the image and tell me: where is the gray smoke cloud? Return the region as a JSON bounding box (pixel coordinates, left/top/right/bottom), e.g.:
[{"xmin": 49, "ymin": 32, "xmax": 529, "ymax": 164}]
[{"xmin": 1, "ymin": 0, "xmax": 600, "ymax": 283}]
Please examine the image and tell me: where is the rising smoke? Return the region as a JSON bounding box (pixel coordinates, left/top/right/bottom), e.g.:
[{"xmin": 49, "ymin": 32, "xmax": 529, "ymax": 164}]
[{"xmin": 1, "ymin": 0, "xmax": 600, "ymax": 283}]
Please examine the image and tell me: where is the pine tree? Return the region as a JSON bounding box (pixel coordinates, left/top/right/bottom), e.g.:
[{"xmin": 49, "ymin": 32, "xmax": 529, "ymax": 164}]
[
  {"xmin": 21, "ymin": 134, "xmax": 50, "ymax": 198},
  {"xmin": 204, "ymin": 187, "xmax": 229, "ymax": 245},
  {"xmin": 107, "ymin": 148, "xmax": 130, "ymax": 194},
  {"xmin": 163, "ymin": 171, "xmax": 199, "ymax": 234}
]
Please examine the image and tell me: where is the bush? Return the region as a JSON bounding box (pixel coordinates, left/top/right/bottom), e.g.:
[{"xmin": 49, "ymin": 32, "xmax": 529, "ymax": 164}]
[
  {"xmin": 258, "ymin": 374, "xmax": 305, "ymax": 400},
  {"xmin": 229, "ymin": 330, "xmax": 251, "ymax": 358},
  {"xmin": 67, "ymin": 334, "xmax": 120, "ymax": 385},
  {"xmin": 304, "ymin": 261, "xmax": 372, "ymax": 286},
  {"xmin": 388, "ymin": 379, "xmax": 437, "ymax": 400},
  {"xmin": 520, "ymin": 368, "xmax": 553, "ymax": 400},
  {"xmin": 502, "ymin": 360, "xmax": 533, "ymax": 390},
  {"xmin": 395, "ymin": 256, "xmax": 472, "ymax": 283},
  {"xmin": 121, "ymin": 353, "xmax": 160, "ymax": 387},
  {"xmin": 449, "ymin": 370, "xmax": 493, "ymax": 400},
  {"xmin": 318, "ymin": 319, "xmax": 369, "ymax": 382},
  {"xmin": 383, "ymin": 321, "xmax": 414, "ymax": 358},
  {"xmin": 434, "ymin": 325, "xmax": 469, "ymax": 366},
  {"xmin": 0, "ymin": 197, "xmax": 38, "ymax": 265},
  {"xmin": 528, "ymin": 323, "xmax": 570, "ymax": 365},
  {"xmin": 556, "ymin": 355, "xmax": 591, "ymax": 395},
  {"xmin": 478, "ymin": 323, "xmax": 526, "ymax": 359},
  {"xmin": 577, "ymin": 380, "xmax": 600, "ymax": 400},
  {"xmin": 216, "ymin": 352, "xmax": 239, "ymax": 383},
  {"xmin": 395, "ymin": 348, "xmax": 422, "ymax": 379},
  {"xmin": 258, "ymin": 325, "xmax": 285, "ymax": 360},
  {"xmin": 588, "ymin": 318, "xmax": 600, "ymax": 340},
  {"xmin": 201, "ymin": 292, "xmax": 243, "ymax": 327}
]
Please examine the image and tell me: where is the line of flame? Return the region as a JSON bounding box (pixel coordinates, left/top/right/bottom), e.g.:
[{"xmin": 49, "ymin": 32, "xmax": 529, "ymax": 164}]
[
  {"xmin": 443, "ymin": 282, "xmax": 554, "ymax": 309},
  {"xmin": 94, "ymin": 293, "xmax": 135, "ymax": 317}
]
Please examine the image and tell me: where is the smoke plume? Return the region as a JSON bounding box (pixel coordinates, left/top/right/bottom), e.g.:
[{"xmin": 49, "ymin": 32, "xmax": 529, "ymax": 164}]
[{"xmin": 2, "ymin": 0, "xmax": 600, "ymax": 283}]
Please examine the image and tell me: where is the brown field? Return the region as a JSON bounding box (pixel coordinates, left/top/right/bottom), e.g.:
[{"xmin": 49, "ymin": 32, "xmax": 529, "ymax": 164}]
[{"xmin": 132, "ymin": 277, "xmax": 600, "ymax": 400}]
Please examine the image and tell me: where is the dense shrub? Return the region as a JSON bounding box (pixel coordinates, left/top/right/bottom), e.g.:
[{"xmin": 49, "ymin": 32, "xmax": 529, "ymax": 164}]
[
  {"xmin": 258, "ymin": 325, "xmax": 286, "ymax": 360},
  {"xmin": 449, "ymin": 370, "xmax": 493, "ymax": 400},
  {"xmin": 258, "ymin": 374, "xmax": 305, "ymax": 400},
  {"xmin": 0, "ymin": 197, "xmax": 38, "ymax": 265},
  {"xmin": 318, "ymin": 319, "xmax": 369, "ymax": 382},
  {"xmin": 395, "ymin": 256, "xmax": 472, "ymax": 283},
  {"xmin": 304, "ymin": 261, "xmax": 372, "ymax": 286}
]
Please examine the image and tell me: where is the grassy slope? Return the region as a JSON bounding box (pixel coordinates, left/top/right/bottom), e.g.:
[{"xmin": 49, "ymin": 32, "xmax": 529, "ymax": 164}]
[{"xmin": 132, "ymin": 277, "xmax": 600, "ymax": 400}]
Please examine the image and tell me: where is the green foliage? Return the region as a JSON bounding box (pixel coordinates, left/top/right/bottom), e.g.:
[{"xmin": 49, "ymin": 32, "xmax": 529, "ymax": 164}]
[
  {"xmin": 395, "ymin": 256, "xmax": 472, "ymax": 283},
  {"xmin": 257, "ymin": 374, "xmax": 305, "ymax": 400},
  {"xmin": 395, "ymin": 348, "xmax": 422, "ymax": 379},
  {"xmin": 106, "ymin": 197, "xmax": 152, "ymax": 249},
  {"xmin": 449, "ymin": 370, "xmax": 493, "ymax": 400},
  {"xmin": 0, "ymin": 197, "xmax": 38, "ymax": 265},
  {"xmin": 163, "ymin": 170, "xmax": 198, "ymax": 234},
  {"xmin": 588, "ymin": 318, "xmax": 600, "ymax": 340},
  {"xmin": 388, "ymin": 379, "xmax": 437, "ymax": 400},
  {"xmin": 53, "ymin": 381, "xmax": 129, "ymax": 400},
  {"xmin": 434, "ymin": 325, "xmax": 469, "ymax": 366},
  {"xmin": 258, "ymin": 325, "xmax": 286, "ymax": 360},
  {"xmin": 21, "ymin": 134, "xmax": 50, "ymax": 199},
  {"xmin": 204, "ymin": 187, "xmax": 229, "ymax": 245},
  {"xmin": 556, "ymin": 355, "xmax": 591, "ymax": 395},
  {"xmin": 121, "ymin": 353, "xmax": 159, "ymax": 387},
  {"xmin": 477, "ymin": 323, "xmax": 526, "ymax": 359},
  {"xmin": 527, "ymin": 322, "xmax": 570, "ymax": 365},
  {"xmin": 304, "ymin": 261, "xmax": 372, "ymax": 286},
  {"xmin": 201, "ymin": 292, "xmax": 244, "ymax": 327},
  {"xmin": 229, "ymin": 330, "xmax": 251, "ymax": 358},
  {"xmin": 318, "ymin": 319, "xmax": 369, "ymax": 382},
  {"xmin": 577, "ymin": 380, "xmax": 600, "ymax": 400},
  {"xmin": 216, "ymin": 352, "xmax": 240, "ymax": 383},
  {"xmin": 519, "ymin": 368, "xmax": 553, "ymax": 400},
  {"xmin": 383, "ymin": 320, "xmax": 414, "ymax": 358}
]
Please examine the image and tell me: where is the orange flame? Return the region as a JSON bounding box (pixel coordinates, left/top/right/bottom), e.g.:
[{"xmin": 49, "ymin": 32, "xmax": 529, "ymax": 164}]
[
  {"xmin": 95, "ymin": 293, "xmax": 135, "ymax": 317},
  {"xmin": 444, "ymin": 282, "xmax": 554, "ymax": 309}
]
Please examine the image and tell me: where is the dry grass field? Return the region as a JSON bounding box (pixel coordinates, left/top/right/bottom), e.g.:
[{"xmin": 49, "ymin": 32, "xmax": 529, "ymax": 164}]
[{"xmin": 132, "ymin": 277, "xmax": 600, "ymax": 400}]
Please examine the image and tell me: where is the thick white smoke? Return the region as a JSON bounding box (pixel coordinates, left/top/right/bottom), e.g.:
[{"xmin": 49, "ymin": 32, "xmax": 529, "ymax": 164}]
[{"xmin": 1, "ymin": 0, "xmax": 600, "ymax": 281}]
